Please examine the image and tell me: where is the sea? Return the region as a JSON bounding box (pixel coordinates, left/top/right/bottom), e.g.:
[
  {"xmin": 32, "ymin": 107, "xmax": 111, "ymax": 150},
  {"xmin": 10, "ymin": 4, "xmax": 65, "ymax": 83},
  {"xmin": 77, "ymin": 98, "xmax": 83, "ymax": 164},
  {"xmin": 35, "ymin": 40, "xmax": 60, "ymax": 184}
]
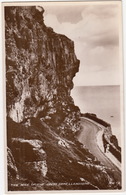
[{"xmin": 71, "ymin": 85, "xmax": 122, "ymax": 146}]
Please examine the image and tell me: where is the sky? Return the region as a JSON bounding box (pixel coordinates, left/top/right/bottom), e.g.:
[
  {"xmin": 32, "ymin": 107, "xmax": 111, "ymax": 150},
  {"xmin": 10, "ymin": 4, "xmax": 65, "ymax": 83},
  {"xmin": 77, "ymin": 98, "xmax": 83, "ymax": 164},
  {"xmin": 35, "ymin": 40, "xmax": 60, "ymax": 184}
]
[{"xmin": 43, "ymin": 1, "xmax": 122, "ymax": 86}]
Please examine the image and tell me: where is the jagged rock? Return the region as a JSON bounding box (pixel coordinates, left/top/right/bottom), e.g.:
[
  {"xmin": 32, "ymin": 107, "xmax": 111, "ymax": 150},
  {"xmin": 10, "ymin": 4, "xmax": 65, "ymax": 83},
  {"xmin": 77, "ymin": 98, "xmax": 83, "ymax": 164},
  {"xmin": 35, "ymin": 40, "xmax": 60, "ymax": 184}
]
[
  {"xmin": 24, "ymin": 160, "xmax": 47, "ymax": 177},
  {"xmin": 58, "ymin": 139, "xmax": 70, "ymax": 148},
  {"xmin": 11, "ymin": 138, "xmax": 46, "ymax": 162},
  {"xmin": 5, "ymin": 6, "xmax": 80, "ymax": 135},
  {"xmin": 9, "ymin": 138, "xmax": 47, "ymax": 182},
  {"xmin": 7, "ymin": 147, "xmax": 19, "ymax": 179}
]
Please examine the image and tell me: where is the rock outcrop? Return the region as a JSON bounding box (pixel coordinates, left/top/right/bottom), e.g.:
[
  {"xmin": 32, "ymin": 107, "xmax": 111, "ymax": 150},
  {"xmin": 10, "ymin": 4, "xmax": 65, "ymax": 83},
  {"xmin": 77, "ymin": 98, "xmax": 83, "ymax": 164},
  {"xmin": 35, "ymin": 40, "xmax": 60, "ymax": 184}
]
[
  {"xmin": 5, "ymin": 6, "xmax": 121, "ymax": 191},
  {"xmin": 7, "ymin": 147, "xmax": 19, "ymax": 180},
  {"xmin": 5, "ymin": 6, "xmax": 80, "ymax": 134}
]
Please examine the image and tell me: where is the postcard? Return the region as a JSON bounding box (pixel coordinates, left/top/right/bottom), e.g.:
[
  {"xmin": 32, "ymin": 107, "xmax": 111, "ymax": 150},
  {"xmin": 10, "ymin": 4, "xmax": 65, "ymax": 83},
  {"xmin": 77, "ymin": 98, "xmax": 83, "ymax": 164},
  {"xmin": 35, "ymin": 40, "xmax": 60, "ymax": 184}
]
[{"xmin": 2, "ymin": 0, "xmax": 124, "ymax": 193}]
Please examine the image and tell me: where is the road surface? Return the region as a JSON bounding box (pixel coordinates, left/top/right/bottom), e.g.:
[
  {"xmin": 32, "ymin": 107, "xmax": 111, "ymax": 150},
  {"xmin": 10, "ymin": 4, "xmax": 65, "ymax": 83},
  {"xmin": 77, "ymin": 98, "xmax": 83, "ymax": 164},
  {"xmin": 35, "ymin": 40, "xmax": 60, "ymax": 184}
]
[{"xmin": 77, "ymin": 118, "xmax": 121, "ymax": 183}]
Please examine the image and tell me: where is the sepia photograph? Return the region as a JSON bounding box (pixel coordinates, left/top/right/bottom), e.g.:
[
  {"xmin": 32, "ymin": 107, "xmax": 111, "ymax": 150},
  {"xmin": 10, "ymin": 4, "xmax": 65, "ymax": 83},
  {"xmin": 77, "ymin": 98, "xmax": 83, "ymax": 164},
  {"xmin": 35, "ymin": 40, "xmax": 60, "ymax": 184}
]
[{"xmin": 2, "ymin": 0, "xmax": 124, "ymax": 192}]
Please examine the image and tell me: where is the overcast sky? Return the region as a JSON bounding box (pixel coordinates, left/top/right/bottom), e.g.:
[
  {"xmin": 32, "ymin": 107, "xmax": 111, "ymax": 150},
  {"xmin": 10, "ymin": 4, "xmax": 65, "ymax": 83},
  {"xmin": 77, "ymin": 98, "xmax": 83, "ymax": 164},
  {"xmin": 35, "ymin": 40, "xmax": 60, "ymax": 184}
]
[{"xmin": 43, "ymin": 2, "xmax": 122, "ymax": 86}]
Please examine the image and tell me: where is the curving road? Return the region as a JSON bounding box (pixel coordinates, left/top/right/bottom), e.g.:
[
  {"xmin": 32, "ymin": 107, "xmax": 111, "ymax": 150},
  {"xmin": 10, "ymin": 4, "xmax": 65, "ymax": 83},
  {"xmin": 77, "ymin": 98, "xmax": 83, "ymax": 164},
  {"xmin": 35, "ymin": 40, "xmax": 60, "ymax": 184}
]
[{"xmin": 77, "ymin": 118, "xmax": 121, "ymax": 183}]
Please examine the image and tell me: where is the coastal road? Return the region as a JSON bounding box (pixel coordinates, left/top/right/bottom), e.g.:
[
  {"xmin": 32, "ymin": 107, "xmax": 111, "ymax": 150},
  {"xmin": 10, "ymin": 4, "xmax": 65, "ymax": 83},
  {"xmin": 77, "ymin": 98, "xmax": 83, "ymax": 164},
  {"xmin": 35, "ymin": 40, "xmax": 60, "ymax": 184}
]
[{"xmin": 77, "ymin": 118, "xmax": 121, "ymax": 183}]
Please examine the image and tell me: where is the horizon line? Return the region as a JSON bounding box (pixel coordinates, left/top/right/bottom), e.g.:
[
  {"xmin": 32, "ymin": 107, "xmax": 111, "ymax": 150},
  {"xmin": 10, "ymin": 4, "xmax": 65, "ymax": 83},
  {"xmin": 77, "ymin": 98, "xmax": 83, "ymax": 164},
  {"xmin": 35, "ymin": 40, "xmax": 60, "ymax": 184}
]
[{"xmin": 73, "ymin": 84, "xmax": 120, "ymax": 87}]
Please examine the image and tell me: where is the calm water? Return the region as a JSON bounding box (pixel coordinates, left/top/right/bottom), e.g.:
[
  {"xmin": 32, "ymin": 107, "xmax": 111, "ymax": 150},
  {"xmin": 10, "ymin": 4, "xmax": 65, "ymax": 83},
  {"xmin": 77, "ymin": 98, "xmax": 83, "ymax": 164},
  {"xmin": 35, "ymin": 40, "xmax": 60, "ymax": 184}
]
[{"xmin": 71, "ymin": 85, "xmax": 122, "ymax": 145}]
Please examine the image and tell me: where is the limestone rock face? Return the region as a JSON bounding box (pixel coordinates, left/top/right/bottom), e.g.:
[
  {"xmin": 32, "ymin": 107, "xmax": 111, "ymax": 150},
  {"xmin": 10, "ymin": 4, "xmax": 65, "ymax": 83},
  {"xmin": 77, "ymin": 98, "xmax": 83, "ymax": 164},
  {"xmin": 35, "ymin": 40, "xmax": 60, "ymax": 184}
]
[
  {"xmin": 5, "ymin": 5, "xmax": 80, "ymax": 189},
  {"xmin": 7, "ymin": 147, "xmax": 19, "ymax": 180},
  {"xmin": 5, "ymin": 6, "xmax": 80, "ymax": 135},
  {"xmin": 10, "ymin": 138, "xmax": 47, "ymax": 182},
  {"xmin": 11, "ymin": 138, "xmax": 46, "ymax": 162}
]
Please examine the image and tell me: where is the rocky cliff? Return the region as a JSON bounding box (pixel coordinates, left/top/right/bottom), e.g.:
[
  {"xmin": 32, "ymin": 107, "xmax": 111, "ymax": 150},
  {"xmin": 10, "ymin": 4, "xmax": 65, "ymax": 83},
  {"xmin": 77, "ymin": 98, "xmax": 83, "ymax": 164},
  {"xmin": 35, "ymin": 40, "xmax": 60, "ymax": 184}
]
[{"xmin": 5, "ymin": 6, "xmax": 121, "ymax": 191}]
